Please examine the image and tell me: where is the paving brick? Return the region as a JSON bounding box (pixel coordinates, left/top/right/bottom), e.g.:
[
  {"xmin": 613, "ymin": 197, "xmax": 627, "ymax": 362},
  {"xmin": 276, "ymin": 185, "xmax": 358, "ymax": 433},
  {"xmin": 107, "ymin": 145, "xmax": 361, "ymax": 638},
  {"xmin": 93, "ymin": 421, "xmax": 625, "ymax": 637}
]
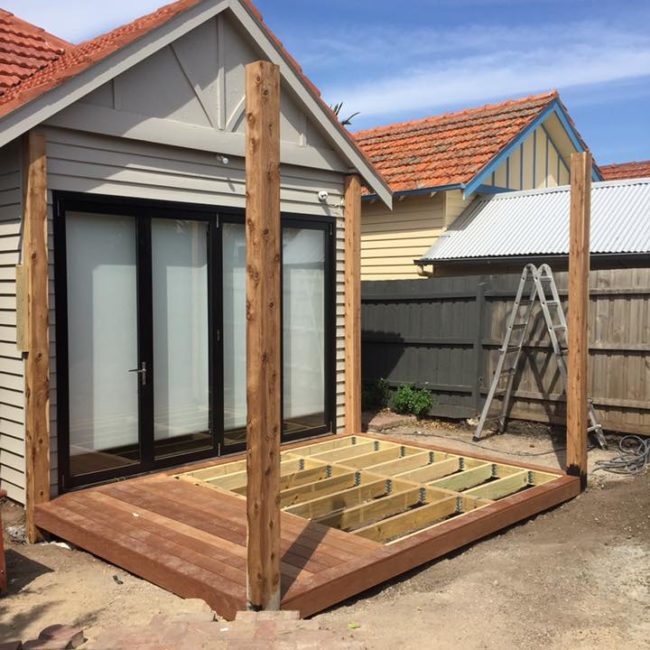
[{"xmin": 39, "ymin": 625, "xmax": 85, "ymax": 649}]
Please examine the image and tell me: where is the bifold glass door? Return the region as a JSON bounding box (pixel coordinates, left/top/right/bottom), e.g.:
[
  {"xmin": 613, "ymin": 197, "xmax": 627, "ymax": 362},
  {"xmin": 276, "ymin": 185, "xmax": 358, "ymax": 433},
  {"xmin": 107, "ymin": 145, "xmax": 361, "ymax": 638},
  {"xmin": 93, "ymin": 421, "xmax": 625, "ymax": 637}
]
[
  {"xmin": 61, "ymin": 208, "xmax": 215, "ymax": 486},
  {"xmin": 56, "ymin": 197, "xmax": 334, "ymax": 489},
  {"xmin": 151, "ymin": 219, "xmax": 211, "ymax": 459},
  {"xmin": 221, "ymin": 219, "xmax": 332, "ymax": 447},
  {"xmin": 65, "ymin": 212, "xmax": 141, "ymax": 477}
]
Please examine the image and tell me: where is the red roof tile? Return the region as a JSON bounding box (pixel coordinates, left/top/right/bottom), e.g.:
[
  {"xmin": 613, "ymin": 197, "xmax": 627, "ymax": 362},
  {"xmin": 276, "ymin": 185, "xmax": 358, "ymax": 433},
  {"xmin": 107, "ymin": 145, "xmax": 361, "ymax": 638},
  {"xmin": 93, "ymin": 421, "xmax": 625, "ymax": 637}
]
[
  {"xmin": 0, "ymin": 9, "xmax": 70, "ymax": 100},
  {"xmin": 600, "ymin": 160, "xmax": 650, "ymax": 181},
  {"xmin": 353, "ymin": 91, "xmax": 560, "ymax": 193}
]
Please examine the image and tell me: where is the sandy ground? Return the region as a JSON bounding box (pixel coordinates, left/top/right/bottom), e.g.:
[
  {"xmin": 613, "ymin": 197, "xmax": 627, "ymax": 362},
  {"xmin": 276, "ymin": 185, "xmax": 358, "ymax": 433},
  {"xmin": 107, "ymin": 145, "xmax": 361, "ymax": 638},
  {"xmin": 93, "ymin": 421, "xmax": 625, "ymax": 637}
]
[{"xmin": 1, "ymin": 422, "xmax": 649, "ymax": 649}]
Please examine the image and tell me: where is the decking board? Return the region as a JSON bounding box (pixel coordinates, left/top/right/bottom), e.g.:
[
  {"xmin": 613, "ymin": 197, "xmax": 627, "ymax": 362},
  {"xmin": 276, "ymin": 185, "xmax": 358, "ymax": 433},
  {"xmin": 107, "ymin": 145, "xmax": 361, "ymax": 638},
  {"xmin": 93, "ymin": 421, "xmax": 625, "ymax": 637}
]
[{"xmin": 35, "ymin": 434, "xmax": 580, "ymax": 620}]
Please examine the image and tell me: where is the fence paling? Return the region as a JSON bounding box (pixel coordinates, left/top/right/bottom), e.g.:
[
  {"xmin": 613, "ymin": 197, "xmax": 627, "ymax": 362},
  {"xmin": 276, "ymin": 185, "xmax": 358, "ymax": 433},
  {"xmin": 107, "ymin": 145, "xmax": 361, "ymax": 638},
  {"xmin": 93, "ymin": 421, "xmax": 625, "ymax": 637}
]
[{"xmin": 361, "ymin": 268, "xmax": 650, "ymax": 436}]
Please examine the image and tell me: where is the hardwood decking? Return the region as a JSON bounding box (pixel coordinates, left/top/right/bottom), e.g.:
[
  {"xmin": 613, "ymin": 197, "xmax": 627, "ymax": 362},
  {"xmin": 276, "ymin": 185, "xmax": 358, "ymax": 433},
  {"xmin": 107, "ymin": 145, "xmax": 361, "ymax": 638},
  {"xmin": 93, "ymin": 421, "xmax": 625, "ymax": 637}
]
[{"xmin": 35, "ymin": 434, "xmax": 580, "ymax": 619}]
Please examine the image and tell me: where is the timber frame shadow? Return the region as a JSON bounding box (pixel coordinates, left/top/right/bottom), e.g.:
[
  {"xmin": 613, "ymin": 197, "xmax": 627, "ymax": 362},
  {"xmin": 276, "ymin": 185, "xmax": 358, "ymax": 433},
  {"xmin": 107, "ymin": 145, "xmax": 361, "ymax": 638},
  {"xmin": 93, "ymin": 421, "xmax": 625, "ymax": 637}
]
[{"xmin": 35, "ymin": 432, "xmax": 580, "ymax": 619}]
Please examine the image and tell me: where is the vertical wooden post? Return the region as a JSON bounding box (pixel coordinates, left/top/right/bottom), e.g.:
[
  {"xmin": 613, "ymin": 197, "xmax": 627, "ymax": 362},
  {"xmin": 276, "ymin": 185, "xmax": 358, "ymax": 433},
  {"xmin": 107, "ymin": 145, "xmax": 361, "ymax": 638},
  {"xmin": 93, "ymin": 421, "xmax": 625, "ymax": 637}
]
[
  {"xmin": 566, "ymin": 151, "xmax": 591, "ymax": 489},
  {"xmin": 245, "ymin": 60, "xmax": 281, "ymax": 611},
  {"xmin": 23, "ymin": 130, "xmax": 50, "ymax": 542},
  {"xmin": 344, "ymin": 175, "xmax": 362, "ymax": 433}
]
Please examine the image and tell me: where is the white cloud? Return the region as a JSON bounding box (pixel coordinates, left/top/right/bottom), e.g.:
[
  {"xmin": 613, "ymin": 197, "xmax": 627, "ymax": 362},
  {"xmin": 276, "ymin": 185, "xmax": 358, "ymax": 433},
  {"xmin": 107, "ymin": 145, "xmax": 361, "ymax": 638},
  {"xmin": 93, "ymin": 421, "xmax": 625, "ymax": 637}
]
[{"xmin": 312, "ymin": 19, "xmax": 650, "ymax": 123}]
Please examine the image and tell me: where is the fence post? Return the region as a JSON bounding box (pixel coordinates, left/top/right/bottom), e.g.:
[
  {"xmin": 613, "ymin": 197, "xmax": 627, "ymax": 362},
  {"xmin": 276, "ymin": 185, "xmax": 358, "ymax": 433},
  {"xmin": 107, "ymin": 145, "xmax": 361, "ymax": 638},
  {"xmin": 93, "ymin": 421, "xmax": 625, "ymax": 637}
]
[{"xmin": 472, "ymin": 277, "xmax": 487, "ymax": 414}]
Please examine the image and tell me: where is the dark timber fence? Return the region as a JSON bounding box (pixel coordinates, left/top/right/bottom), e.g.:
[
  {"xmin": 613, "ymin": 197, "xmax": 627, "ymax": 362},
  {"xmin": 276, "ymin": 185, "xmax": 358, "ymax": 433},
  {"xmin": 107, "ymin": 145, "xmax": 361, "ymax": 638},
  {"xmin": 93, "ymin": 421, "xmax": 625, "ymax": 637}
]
[{"xmin": 362, "ymin": 268, "xmax": 650, "ymax": 436}]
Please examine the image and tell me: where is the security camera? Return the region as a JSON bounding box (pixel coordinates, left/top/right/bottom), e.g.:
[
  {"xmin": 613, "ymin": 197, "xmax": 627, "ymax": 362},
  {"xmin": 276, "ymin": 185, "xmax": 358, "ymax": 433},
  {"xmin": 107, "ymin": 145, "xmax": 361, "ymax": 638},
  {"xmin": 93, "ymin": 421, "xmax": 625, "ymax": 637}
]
[
  {"xmin": 216, "ymin": 154, "xmax": 229, "ymax": 165},
  {"xmin": 318, "ymin": 190, "xmax": 329, "ymax": 202}
]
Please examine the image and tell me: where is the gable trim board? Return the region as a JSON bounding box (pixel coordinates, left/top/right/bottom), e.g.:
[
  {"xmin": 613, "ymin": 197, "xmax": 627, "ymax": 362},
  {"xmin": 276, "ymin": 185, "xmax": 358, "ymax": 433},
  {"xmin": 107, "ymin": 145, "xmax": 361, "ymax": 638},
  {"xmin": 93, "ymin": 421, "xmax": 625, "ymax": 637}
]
[
  {"xmin": 463, "ymin": 100, "xmax": 600, "ymax": 197},
  {"xmin": 0, "ymin": 0, "xmax": 391, "ymax": 208}
]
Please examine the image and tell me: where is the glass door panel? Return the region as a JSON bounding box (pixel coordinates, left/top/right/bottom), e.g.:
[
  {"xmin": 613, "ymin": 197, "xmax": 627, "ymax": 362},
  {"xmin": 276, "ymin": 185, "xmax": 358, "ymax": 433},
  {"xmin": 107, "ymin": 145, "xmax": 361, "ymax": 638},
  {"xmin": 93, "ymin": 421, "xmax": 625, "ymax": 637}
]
[
  {"xmin": 222, "ymin": 222, "xmax": 247, "ymax": 446},
  {"xmin": 66, "ymin": 212, "xmax": 140, "ymax": 477},
  {"xmin": 151, "ymin": 218, "xmax": 211, "ymax": 459},
  {"xmin": 282, "ymin": 227, "xmax": 327, "ymax": 435}
]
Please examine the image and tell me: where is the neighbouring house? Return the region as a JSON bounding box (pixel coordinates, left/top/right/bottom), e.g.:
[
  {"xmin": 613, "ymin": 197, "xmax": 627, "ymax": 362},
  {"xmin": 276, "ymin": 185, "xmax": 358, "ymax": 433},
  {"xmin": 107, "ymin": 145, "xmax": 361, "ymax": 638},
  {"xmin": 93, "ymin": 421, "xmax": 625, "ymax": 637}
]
[
  {"xmin": 354, "ymin": 91, "xmax": 602, "ymax": 280},
  {"xmin": 0, "ymin": 0, "xmax": 390, "ymax": 504},
  {"xmin": 600, "ymin": 160, "xmax": 650, "ymax": 180}
]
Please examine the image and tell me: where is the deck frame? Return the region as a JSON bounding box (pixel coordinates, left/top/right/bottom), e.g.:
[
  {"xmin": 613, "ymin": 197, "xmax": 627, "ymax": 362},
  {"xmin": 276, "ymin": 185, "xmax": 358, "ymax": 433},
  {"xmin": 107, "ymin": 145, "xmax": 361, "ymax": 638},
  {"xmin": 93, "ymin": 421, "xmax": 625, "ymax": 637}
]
[{"xmin": 35, "ymin": 433, "xmax": 580, "ymax": 620}]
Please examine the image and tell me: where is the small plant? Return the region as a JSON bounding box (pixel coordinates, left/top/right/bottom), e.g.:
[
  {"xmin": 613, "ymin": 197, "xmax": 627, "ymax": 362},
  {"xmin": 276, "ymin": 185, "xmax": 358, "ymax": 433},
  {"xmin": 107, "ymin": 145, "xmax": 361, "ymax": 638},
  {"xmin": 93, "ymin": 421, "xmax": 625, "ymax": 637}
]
[
  {"xmin": 331, "ymin": 101, "xmax": 360, "ymax": 126},
  {"xmin": 362, "ymin": 378, "xmax": 391, "ymax": 411},
  {"xmin": 391, "ymin": 385, "xmax": 433, "ymax": 418}
]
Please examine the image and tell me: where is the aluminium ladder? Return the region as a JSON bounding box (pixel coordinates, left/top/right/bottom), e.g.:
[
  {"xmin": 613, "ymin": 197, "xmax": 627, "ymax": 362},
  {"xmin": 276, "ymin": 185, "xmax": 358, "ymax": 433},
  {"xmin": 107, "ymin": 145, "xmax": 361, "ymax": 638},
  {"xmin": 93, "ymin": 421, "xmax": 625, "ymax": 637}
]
[{"xmin": 474, "ymin": 263, "xmax": 607, "ymax": 449}]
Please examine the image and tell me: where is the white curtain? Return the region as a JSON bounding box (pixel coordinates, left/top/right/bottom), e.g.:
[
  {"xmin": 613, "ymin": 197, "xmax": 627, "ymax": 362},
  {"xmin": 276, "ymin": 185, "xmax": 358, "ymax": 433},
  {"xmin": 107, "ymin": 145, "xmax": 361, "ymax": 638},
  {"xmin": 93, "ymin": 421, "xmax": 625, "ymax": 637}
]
[
  {"xmin": 222, "ymin": 223, "xmax": 247, "ymax": 431},
  {"xmin": 66, "ymin": 212, "xmax": 139, "ymax": 455},
  {"xmin": 152, "ymin": 219, "xmax": 209, "ymax": 441},
  {"xmin": 221, "ymin": 223, "xmax": 327, "ymax": 432},
  {"xmin": 282, "ymin": 228, "xmax": 325, "ymax": 420}
]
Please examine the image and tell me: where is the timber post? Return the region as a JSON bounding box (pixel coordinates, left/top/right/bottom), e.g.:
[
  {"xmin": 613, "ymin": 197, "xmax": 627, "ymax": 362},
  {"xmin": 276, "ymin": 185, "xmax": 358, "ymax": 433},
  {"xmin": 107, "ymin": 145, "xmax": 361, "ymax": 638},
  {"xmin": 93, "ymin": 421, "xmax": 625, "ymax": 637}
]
[
  {"xmin": 23, "ymin": 130, "xmax": 50, "ymax": 543},
  {"xmin": 566, "ymin": 151, "xmax": 591, "ymax": 489},
  {"xmin": 244, "ymin": 60, "xmax": 282, "ymax": 610},
  {"xmin": 344, "ymin": 175, "xmax": 362, "ymax": 434}
]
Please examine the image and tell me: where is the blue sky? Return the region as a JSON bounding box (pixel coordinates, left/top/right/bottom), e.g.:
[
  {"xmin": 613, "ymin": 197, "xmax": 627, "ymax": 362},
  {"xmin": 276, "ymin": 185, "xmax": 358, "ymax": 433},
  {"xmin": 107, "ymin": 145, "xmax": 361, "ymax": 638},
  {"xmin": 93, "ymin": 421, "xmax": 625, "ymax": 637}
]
[{"xmin": 6, "ymin": 0, "xmax": 650, "ymax": 163}]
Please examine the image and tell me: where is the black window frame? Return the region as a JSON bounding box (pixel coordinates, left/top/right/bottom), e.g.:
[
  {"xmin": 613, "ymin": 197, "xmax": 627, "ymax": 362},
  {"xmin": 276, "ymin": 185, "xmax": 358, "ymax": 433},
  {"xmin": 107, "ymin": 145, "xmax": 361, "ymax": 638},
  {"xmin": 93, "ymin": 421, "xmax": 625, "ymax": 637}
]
[{"xmin": 53, "ymin": 192, "xmax": 336, "ymax": 491}]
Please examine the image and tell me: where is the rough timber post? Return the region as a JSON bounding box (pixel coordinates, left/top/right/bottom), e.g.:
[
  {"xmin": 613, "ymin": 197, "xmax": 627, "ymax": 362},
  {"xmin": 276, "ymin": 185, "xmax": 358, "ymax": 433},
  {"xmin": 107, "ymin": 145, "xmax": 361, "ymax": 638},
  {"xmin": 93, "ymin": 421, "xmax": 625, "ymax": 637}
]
[
  {"xmin": 344, "ymin": 175, "xmax": 362, "ymax": 434},
  {"xmin": 245, "ymin": 60, "xmax": 282, "ymax": 610},
  {"xmin": 23, "ymin": 130, "xmax": 50, "ymax": 543},
  {"xmin": 566, "ymin": 151, "xmax": 591, "ymax": 490}
]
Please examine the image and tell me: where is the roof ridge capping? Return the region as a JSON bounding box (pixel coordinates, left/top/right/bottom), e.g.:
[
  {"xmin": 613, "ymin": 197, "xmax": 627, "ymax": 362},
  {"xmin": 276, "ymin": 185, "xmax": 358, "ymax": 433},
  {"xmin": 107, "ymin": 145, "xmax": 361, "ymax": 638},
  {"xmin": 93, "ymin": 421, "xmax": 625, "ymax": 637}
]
[{"xmin": 353, "ymin": 89, "xmax": 559, "ymax": 139}]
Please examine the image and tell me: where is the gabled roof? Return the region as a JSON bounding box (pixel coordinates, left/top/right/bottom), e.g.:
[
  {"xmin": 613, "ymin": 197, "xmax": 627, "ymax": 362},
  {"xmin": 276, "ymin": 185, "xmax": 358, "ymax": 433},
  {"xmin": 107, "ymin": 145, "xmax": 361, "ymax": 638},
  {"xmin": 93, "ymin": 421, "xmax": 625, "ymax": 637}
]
[
  {"xmin": 600, "ymin": 160, "xmax": 650, "ymax": 181},
  {"xmin": 417, "ymin": 178, "xmax": 650, "ymax": 265},
  {"xmin": 0, "ymin": 0, "xmax": 392, "ymax": 206},
  {"xmin": 354, "ymin": 91, "xmax": 596, "ymax": 198}
]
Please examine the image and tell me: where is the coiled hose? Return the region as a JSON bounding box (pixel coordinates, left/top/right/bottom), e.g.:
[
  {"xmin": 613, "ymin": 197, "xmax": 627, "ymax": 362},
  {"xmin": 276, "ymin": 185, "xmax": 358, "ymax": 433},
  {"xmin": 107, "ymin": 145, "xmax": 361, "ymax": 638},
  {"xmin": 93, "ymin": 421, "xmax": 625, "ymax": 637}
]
[{"xmin": 594, "ymin": 435, "xmax": 650, "ymax": 475}]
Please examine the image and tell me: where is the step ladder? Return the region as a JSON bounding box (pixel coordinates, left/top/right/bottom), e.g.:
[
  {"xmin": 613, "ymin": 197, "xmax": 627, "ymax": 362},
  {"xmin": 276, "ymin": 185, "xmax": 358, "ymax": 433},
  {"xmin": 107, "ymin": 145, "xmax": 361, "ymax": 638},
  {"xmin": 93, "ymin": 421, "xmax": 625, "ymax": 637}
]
[{"xmin": 474, "ymin": 263, "xmax": 607, "ymax": 449}]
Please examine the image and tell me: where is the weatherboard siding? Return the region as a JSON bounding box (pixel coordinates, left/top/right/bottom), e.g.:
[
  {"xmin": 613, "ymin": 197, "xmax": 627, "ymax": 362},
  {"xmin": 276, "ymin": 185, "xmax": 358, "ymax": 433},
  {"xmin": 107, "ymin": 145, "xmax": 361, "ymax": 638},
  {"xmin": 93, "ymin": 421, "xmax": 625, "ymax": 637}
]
[
  {"xmin": 484, "ymin": 125, "xmax": 570, "ymax": 191},
  {"xmin": 361, "ymin": 194, "xmax": 446, "ymax": 280},
  {"xmin": 0, "ymin": 140, "xmax": 26, "ymax": 503},
  {"xmin": 7, "ymin": 126, "xmax": 347, "ymax": 501}
]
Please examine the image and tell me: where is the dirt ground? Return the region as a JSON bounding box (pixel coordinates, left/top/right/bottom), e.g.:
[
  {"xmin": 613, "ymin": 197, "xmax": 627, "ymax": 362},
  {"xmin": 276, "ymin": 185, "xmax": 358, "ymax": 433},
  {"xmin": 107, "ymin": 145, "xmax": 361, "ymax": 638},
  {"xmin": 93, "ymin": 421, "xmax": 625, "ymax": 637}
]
[{"xmin": 1, "ymin": 421, "xmax": 649, "ymax": 649}]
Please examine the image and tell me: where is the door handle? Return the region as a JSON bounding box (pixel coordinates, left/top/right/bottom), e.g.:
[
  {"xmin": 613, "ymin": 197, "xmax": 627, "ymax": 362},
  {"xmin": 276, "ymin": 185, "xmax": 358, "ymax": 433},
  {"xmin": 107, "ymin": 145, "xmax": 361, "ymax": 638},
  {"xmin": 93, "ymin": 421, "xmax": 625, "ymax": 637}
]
[{"xmin": 128, "ymin": 362, "xmax": 147, "ymax": 386}]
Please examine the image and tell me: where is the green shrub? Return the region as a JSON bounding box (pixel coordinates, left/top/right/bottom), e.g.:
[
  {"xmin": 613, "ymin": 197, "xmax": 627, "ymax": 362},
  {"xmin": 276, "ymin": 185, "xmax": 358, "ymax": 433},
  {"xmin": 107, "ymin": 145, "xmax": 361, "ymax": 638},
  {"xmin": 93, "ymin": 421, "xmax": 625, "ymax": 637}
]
[
  {"xmin": 391, "ymin": 385, "xmax": 433, "ymax": 417},
  {"xmin": 362, "ymin": 378, "xmax": 391, "ymax": 411}
]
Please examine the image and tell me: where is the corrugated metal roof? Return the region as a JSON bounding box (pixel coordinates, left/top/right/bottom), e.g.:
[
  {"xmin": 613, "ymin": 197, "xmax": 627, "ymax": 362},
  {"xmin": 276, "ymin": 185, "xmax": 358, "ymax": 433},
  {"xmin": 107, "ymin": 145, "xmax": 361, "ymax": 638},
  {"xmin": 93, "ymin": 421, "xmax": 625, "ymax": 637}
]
[{"xmin": 418, "ymin": 178, "xmax": 650, "ymax": 263}]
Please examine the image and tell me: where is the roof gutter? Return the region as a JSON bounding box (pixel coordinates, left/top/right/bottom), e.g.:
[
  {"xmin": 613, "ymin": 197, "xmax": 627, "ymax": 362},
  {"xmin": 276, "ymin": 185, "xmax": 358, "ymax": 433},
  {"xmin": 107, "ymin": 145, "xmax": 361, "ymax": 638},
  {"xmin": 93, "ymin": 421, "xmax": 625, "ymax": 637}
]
[
  {"xmin": 414, "ymin": 252, "xmax": 650, "ymax": 267},
  {"xmin": 363, "ymin": 182, "xmax": 464, "ymax": 202}
]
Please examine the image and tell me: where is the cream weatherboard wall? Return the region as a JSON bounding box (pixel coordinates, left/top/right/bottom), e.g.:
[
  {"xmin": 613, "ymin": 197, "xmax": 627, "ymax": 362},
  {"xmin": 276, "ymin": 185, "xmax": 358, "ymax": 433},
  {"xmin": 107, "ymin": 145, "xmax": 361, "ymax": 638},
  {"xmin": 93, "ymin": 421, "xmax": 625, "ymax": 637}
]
[
  {"xmin": 0, "ymin": 10, "xmax": 353, "ymax": 503},
  {"xmin": 361, "ymin": 193, "xmax": 446, "ymax": 280},
  {"xmin": 361, "ymin": 115, "xmax": 576, "ymax": 280},
  {"xmin": 482, "ymin": 122, "xmax": 571, "ymax": 191}
]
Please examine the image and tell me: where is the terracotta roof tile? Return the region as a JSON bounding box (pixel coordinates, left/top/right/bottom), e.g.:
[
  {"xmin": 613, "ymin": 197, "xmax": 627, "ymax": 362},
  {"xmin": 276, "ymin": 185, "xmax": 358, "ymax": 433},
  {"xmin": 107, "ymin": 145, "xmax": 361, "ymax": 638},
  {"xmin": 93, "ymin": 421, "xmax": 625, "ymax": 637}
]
[
  {"xmin": 354, "ymin": 91, "xmax": 560, "ymax": 193},
  {"xmin": 0, "ymin": 9, "xmax": 70, "ymax": 99},
  {"xmin": 600, "ymin": 160, "xmax": 650, "ymax": 180}
]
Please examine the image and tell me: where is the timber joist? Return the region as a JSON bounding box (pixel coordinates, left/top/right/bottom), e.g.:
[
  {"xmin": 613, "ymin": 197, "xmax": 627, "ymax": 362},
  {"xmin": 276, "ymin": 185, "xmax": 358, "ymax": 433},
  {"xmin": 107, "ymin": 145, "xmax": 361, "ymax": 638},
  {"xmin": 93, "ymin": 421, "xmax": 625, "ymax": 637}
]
[{"xmin": 177, "ymin": 436, "xmax": 558, "ymax": 544}]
